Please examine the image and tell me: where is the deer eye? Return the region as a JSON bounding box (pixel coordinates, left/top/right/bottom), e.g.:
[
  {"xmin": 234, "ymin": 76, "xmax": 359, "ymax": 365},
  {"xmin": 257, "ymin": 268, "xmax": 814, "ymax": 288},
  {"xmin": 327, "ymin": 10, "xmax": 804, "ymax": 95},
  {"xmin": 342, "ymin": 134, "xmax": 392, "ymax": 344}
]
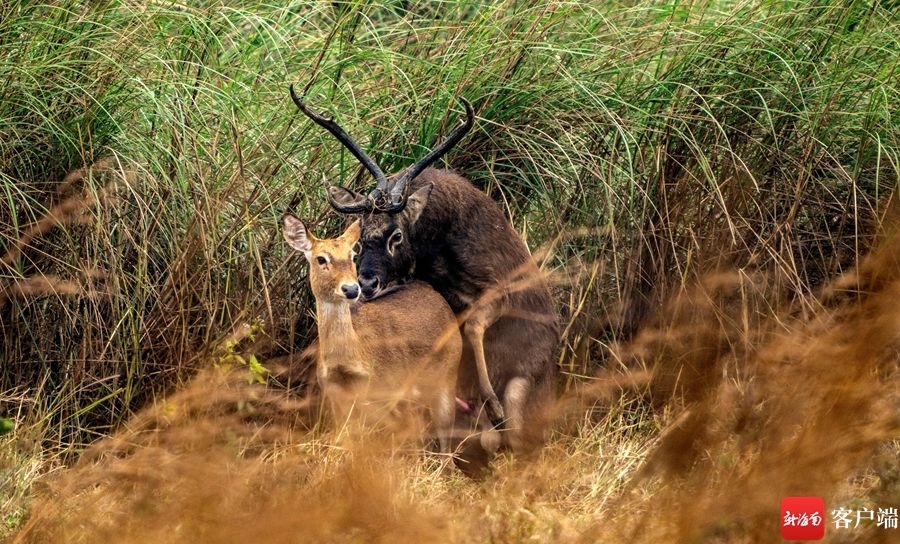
[
  {"xmin": 387, "ymin": 230, "xmax": 403, "ymax": 255},
  {"xmin": 351, "ymin": 241, "xmax": 361, "ymax": 256},
  {"xmin": 316, "ymin": 256, "xmax": 327, "ymax": 266}
]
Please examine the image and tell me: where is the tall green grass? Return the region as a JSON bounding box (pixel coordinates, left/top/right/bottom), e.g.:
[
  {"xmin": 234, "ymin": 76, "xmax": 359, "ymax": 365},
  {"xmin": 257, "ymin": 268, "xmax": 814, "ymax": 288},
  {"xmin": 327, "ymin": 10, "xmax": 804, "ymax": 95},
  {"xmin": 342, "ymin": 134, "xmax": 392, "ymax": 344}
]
[{"xmin": 0, "ymin": 0, "xmax": 897, "ymax": 496}]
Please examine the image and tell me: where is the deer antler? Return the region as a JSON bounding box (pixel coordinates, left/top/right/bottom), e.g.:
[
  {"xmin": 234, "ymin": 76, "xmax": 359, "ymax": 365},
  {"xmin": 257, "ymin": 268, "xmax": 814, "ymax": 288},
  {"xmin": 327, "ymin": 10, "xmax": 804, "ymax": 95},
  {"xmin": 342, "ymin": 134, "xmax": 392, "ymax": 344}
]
[
  {"xmin": 290, "ymin": 85, "xmax": 386, "ymax": 213},
  {"xmin": 383, "ymin": 98, "xmax": 474, "ymax": 213},
  {"xmin": 291, "ymin": 86, "xmax": 474, "ymax": 214}
]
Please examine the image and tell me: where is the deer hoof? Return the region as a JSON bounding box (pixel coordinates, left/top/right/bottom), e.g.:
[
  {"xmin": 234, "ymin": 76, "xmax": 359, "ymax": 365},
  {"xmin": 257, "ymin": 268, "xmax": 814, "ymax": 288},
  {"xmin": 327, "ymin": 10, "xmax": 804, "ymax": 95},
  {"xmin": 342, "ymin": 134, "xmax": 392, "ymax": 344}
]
[
  {"xmin": 486, "ymin": 396, "xmax": 505, "ymax": 427},
  {"xmin": 480, "ymin": 428, "xmax": 502, "ymax": 453}
]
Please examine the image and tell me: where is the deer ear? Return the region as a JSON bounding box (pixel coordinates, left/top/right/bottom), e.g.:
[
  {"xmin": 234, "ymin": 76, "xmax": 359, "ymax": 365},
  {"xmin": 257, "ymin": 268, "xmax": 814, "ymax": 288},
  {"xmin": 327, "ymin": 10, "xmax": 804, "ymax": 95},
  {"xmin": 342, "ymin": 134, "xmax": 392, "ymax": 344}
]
[
  {"xmin": 404, "ymin": 182, "xmax": 433, "ymax": 225},
  {"xmin": 282, "ymin": 214, "xmax": 314, "ymax": 257},
  {"xmin": 341, "ymin": 219, "xmax": 361, "ymax": 243}
]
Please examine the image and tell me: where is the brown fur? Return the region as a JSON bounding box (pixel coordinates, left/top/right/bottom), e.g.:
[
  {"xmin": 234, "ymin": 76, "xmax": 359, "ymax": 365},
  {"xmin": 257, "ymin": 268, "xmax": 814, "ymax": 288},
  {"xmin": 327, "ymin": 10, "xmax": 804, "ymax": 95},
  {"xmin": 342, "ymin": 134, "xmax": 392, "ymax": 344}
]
[
  {"xmin": 354, "ymin": 168, "xmax": 559, "ymax": 455},
  {"xmin": 283, "ymin": 216, "xmax": 462, "ymax": 453}
]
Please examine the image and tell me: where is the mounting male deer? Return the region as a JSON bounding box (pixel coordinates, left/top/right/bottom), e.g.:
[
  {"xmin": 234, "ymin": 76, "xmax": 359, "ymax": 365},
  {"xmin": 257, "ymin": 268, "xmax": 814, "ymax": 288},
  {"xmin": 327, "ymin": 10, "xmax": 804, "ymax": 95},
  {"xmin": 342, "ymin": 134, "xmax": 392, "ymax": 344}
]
[
  {"xmin": 290, "ymin": 86, "xmax": 559, "ymax": 455},
  {"xmin": 282, "ymin": 216, "xmax": 461, "ymax": 453}
]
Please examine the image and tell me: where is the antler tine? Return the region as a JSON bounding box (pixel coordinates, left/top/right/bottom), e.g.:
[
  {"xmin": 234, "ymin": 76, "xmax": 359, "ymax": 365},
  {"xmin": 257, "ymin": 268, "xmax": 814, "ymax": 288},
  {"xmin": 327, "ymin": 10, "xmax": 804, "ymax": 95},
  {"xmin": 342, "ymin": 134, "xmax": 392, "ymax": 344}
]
[
  {"xmin": 290, "ymin": 84, "xmax": 388, "ymax": 212},
  {"xmin": 383, "ymin": 98, "xmax": 475, "ymax": 213},
  {"xmin": 325, "ymin": 186, "xmax": 374, "ymax": 214}
]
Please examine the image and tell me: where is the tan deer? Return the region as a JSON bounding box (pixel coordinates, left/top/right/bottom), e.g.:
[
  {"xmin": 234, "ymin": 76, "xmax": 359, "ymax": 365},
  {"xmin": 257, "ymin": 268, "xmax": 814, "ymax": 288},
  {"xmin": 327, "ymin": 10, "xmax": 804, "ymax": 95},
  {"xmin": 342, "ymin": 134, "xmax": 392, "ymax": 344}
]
[{"xmin": 282, "ymin": 215, "xmax": 462, "ymax": 453}]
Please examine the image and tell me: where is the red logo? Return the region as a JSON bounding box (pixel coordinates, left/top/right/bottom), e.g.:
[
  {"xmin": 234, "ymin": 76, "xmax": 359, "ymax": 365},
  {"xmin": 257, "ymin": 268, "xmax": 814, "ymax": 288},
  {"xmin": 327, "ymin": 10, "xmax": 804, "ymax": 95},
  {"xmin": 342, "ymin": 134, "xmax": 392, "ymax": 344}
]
[{"xmin": 781, "ymin": 497, "xmax": 825, "ymax": 540}]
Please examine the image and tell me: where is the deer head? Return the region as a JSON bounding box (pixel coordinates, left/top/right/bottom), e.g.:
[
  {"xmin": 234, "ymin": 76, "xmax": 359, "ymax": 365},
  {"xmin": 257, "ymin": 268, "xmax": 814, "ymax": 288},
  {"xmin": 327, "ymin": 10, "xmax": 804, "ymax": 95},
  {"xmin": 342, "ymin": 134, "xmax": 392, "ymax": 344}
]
[{"xmin": 282, "ymin": 215, "xmax": 362, "ymax": 304}]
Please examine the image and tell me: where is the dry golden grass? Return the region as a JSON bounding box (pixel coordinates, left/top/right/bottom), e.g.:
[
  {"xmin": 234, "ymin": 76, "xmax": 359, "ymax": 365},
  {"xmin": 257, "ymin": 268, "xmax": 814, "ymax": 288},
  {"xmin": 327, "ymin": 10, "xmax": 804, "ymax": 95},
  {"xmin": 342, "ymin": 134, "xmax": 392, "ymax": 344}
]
[
  {"xmin": 2, "ymin": 3, "xmax": 898, "ymax": 541},
  {"xmin": 9, "ymin": 215, "xmax": 899, "ymax": 543}
]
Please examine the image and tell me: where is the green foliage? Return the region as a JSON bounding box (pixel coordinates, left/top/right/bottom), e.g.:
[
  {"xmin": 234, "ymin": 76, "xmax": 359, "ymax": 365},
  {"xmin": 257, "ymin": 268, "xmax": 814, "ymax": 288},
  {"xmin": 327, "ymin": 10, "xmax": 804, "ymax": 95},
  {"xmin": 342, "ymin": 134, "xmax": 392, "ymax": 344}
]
[
  {"xmin": 0, "ymin": 0, "xmax": 897, "ymax": 453},
  {"xmin": 215, "ymin": 319, "xmax": 268, "ymax": 385}
]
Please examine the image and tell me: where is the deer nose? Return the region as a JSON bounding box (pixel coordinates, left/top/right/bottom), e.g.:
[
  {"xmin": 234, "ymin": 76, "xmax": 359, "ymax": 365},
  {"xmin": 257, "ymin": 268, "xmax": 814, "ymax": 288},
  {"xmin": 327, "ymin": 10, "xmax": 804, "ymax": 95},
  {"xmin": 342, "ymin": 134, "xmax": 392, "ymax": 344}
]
[
  {"xmin": 341, "ymin": 283, "xmax": 360, "ymax": 300},
  {"xmin": 358, "ymin": 274, "xmax": 379, "ymax": 297}
]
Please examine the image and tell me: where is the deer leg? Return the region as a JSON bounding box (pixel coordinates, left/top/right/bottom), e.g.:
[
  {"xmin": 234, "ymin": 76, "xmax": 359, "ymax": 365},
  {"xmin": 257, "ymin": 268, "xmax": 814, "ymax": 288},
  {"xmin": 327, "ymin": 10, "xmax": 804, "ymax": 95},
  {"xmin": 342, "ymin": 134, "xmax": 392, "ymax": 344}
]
[
  {"xmin": 478, "ymin": 416, "xmax": 502, "ymax": 454},
  {"xmin": 463, "ymin": 314, "xmax": 505, "ymax": 427},
  {"xmin": 501, "ymin": 376, "xmax": 530, "ymax": 454},
  {"xmin": 431, "ymin": 389, "xmax": 455, "ymax": 454}
]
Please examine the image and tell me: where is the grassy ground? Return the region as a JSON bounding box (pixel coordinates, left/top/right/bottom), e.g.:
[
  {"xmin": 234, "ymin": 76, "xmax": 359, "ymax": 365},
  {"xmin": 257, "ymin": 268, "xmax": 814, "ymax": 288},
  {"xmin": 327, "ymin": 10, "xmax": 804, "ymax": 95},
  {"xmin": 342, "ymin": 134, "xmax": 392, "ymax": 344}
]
[{"xmin": 1, "ymin": 0, "xmax": 898, "ymax": 542}]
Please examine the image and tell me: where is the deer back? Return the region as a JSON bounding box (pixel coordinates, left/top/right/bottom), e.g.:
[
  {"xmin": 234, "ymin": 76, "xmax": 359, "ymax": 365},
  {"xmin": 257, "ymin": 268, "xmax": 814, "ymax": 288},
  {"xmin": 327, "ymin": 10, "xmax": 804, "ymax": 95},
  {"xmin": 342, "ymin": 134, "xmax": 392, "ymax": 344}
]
[{"xmin": 352, "ymin": 280, "xmax": 462, "ymax": 387}]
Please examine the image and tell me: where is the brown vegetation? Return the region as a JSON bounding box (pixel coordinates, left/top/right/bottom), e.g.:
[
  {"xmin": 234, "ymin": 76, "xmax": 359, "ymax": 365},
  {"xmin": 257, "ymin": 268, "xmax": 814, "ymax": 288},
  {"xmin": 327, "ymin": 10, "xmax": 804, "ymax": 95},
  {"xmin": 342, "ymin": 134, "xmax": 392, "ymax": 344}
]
[
  {"xmin": 2, "ymin": 2, "xmax": 898, "ymax": 542},
  {"xmin": 10, "ymin": 209, "xmax": 899, "ymax": 543}
]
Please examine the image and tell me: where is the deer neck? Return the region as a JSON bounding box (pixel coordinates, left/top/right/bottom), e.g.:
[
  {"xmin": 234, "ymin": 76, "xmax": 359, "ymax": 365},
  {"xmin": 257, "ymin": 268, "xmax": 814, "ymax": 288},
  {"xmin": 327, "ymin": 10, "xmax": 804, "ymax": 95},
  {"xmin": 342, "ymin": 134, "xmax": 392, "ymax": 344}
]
[{"xmin": 315, "ymin": 300, "xmax": 367, "ymax": 374}]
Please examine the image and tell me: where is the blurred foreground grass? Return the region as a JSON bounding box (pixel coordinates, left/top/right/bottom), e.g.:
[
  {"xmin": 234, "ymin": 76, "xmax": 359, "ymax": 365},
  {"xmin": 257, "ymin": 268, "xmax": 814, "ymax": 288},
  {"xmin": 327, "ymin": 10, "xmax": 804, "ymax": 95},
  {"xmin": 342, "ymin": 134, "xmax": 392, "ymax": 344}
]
[{"xmin": 1, "ymin": 0, "xmax": 898, "ymax": 541}]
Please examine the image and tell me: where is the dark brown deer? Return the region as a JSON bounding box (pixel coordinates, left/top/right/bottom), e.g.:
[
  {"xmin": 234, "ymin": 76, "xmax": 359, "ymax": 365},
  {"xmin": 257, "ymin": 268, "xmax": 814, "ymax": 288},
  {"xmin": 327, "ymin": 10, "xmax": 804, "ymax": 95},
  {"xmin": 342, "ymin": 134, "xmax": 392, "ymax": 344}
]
[{"xmin": 290, "ymin": 86, "xmax": 559, "ymax": 456}]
